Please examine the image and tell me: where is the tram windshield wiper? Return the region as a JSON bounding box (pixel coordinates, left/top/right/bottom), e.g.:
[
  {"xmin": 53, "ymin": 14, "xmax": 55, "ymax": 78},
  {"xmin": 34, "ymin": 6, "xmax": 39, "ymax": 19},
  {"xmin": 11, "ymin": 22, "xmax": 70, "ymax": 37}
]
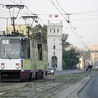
[{"xmin": 4, "ymin": 46, "xmax": 11, "ymax": 60}]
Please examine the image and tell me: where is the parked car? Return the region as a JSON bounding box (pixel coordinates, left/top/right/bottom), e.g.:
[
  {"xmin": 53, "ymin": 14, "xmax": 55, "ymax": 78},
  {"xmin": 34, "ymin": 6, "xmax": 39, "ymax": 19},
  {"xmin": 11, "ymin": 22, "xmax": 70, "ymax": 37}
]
[{"xmin": 47, "ymin": 67, "xmax": 54, "ymax": 75}]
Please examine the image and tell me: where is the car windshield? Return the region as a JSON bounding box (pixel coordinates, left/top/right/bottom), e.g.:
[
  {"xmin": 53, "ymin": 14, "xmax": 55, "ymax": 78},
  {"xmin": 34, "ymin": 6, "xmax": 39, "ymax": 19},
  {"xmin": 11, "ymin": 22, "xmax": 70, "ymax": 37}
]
[{"xmin": 48, "ymin": 68, "xmax": 53, "ymax": 70}]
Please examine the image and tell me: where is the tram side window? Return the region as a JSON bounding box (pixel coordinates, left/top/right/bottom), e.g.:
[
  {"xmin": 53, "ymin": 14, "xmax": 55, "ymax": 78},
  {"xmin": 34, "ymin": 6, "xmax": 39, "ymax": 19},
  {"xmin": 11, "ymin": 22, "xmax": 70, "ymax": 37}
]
[
  {"xmin": 21, "ymin": 39, "xmax": 30, "ymax": 59},
  {"xmin": 38, "ymin": 44, "xmax": 42, "ymax": 60}
]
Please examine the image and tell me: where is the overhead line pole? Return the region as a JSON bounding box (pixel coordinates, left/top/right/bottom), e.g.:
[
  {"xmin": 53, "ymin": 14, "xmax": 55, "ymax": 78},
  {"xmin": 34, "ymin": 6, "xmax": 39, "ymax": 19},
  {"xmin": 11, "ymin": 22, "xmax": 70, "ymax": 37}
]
[
  {"xmin": 5, "ymin": 5, "xmax": 24, "ymax": 34},
  {"xmin": 21, "ymin": 15, "xmax": 38, "ymax": 37}
]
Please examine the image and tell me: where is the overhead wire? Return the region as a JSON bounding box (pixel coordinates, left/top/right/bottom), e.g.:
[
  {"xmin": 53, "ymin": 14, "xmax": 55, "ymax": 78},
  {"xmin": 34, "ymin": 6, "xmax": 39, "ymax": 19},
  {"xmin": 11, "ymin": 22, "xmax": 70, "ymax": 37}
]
[
  {"xmin": 10, "ymin": 0, "xmax": 18, "ymax": 4},
  {"xmin": 10, "ymin": 0, "xmax": 32, "ymax": 15},
  {"xmin": 68, "ymin": 22, "xmax": 88, "ymax": 49},
  {"xmin": 19, "ymin": 0, "xmax": 47, "ymax": 25},
  {"xmin": 9, "ymin": 0, "xmax": 40, "ymax": 25},
  {"xmin": 1, "ymin": 2, "xmax": 98, "ymax": 22},
  {"xmin": 19, "ymin": 0, "xmax": 36, "ymax": 15},
  {"xmin": 69, "ymin": 9, "xmax": 98, "ymax": 15},
  {"xmin": 50, "ymin": 0, "xmax": 87, "ymax": 48},
  {"xmin": 55, "ymin": 0, "xmax": 70, "ymax": 22},
  {"xmin": 1, "ymin": 0, "xmax": 97, "ymax": 47},
  {"xmin": 48, "ymin": 0, "xmax": 69, "ymax": 22}
]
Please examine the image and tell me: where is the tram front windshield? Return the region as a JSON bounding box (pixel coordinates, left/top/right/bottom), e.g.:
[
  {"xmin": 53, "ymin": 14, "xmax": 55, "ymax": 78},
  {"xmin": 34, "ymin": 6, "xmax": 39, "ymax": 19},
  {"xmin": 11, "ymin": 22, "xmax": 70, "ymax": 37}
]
[{"xmin": 0, "ymin": 39, "xmax": 20, "ymax": 59}]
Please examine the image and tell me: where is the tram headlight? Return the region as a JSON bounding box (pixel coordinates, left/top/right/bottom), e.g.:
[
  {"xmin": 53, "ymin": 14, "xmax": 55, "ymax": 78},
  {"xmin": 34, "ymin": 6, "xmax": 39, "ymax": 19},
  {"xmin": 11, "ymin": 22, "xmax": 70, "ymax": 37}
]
[
  {"xmin": 15, "ymin": 63, "xmax": 20, "ymax": 69},
  {"xmin": 1, "ymin": 63, "xmax": 5, "ymax": 69}
]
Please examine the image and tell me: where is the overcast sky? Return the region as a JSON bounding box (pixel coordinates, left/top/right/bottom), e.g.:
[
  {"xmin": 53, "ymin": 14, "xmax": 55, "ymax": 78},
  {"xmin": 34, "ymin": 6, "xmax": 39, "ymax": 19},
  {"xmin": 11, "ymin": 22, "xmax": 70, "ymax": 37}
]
[{"xmin": 0, "ymin": 0, "xmax": 98, "ymax": 49}]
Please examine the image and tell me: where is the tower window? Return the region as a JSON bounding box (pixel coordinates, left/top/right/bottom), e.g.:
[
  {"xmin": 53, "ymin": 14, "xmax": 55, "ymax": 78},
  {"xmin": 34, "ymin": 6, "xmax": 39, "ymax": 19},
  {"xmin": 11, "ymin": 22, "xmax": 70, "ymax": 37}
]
[
  {"xmin": 54, "ymin": 29, "xmax": 55, "ymax": 33},
  {"xmin": 57, "ymin": 28, "xmax": 59, "ymax": 33},
  {"xmin": 53, "ymin": 45, "xmax": 56, "ymax": 49}
]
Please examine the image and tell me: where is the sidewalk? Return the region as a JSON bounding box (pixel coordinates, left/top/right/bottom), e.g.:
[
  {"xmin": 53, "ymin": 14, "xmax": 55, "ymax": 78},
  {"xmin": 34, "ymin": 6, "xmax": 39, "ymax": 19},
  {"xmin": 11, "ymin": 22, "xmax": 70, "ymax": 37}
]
[{"xmin": 53, "ymin": 74, "xmax": 95, "ymax": 98}]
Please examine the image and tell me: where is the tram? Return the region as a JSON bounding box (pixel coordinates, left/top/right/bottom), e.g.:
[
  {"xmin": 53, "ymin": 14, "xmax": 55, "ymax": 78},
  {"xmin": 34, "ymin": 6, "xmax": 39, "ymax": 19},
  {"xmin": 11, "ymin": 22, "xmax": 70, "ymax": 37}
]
[{"xmin": 0, "ymin": 35, "xmax": 48, "ymax": 81}]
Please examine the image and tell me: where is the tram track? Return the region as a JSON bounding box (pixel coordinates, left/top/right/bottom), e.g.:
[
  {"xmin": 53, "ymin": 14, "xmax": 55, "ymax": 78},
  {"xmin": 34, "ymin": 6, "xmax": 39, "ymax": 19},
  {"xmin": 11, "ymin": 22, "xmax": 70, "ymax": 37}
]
[
  {"xmin": 0, "ymin": 72, "xmax": 87, "ymax": 98},
  {"xmin": 35, "ymin": 76, "xmax": 84, "ymax": 98}
]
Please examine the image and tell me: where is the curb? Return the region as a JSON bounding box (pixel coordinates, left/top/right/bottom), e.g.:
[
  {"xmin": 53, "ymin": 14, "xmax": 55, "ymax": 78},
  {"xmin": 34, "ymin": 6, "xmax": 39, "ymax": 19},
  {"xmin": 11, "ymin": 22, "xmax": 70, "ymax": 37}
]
[
  {"xmin": 77, "ymin": 74, "xmax": 95, "ymax": 97},
  {"xmin": 53, "ymin": 74, "xmax": 95, "ymax": 98},
  {"xmin": 67, "ymin": 74, "xmax": 95, "ymax": 98}
]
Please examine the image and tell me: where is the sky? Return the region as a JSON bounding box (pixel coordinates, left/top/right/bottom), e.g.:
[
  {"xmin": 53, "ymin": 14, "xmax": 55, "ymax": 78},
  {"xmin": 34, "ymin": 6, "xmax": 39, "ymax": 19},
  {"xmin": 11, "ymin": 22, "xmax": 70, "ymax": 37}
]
[{"xmin": 0, "ymin": 0, "xmax": 98, "ymax": 49}]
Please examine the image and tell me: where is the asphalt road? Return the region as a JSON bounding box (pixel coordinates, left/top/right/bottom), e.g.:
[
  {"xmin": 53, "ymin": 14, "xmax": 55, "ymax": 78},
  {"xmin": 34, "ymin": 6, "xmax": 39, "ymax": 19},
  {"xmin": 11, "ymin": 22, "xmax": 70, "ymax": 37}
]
[
  {"xmin": 78, "ymin": 72, "xmax": 98, "ymax": 98},
  {"xmin": 54, "ymin": 69, "xmax": 83, "ymax": 75}
]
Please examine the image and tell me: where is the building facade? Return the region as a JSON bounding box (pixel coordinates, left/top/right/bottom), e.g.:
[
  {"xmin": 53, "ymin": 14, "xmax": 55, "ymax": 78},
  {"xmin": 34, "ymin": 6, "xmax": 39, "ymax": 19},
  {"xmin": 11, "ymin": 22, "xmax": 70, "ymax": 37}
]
[
  {"xmin": 90, "ymin": 44, "xmax": 98, "ymax": 67},
  {"xmin": 47, "ymin": 21, "xmax": 63, "ymax": 70},
  {"xmin": 7, "ymin": 24, "xmax": 32, "ymax": 36}
]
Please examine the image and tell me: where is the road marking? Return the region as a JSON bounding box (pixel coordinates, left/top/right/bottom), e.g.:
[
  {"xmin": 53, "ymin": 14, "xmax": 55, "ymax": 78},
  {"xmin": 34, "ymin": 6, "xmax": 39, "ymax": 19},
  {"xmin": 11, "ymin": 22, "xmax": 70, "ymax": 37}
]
[{"xmin": 0, "ymin": 92, "xmax": 6, "ymax": 95}]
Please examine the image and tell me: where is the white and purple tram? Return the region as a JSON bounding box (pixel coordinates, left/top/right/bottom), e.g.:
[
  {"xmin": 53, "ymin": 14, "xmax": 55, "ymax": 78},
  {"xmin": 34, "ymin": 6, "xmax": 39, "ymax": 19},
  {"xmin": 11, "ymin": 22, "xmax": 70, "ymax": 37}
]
[{"xmin": 0, "ymin": 35, "xmax": 48, "ymax": 81}]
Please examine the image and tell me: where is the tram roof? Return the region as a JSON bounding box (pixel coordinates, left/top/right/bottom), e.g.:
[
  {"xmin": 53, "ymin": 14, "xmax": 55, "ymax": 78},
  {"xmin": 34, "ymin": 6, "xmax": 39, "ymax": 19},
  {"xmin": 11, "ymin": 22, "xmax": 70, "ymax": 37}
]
[{"xmin": 0, "ymin": 34, "xmax": 47, "ymax": 45}]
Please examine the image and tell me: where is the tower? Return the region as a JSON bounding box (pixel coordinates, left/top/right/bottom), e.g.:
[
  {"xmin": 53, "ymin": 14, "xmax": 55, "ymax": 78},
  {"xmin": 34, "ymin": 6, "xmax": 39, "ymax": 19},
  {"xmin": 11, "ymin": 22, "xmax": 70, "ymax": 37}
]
[{"xmin": 47, "ymin": 21, "xmax": 63, "ymax": 70}]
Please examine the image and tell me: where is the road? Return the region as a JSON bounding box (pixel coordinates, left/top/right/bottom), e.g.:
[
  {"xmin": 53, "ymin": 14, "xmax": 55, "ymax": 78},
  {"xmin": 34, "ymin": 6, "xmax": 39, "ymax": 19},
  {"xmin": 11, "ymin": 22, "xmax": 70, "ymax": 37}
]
[
  {"xmin": 0, "ymin": 69, "xmax": 86, "ymax": 98},
  {"xmin": 54, "ymin": 69, "xmax": 83, "ymax": 75},
  {"xmin": 78, "ymin": 72, "xmax": 98, "ymax": 98}
]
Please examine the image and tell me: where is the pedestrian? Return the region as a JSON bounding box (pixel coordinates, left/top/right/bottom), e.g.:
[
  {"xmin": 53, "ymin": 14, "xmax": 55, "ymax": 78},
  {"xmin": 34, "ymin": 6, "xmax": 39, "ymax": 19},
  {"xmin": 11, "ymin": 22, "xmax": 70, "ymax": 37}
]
[{"xmin": 86, "ymin": 63, "xmax": 92, "ymax": 77}]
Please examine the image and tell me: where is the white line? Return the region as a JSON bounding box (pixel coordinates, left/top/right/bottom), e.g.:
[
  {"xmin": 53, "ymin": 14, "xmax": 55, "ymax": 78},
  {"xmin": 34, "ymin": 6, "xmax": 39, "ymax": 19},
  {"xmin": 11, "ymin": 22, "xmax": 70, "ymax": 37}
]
[{"xmin": 0, "ymin": 92, "xmax": 6, "ymax": 95}]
